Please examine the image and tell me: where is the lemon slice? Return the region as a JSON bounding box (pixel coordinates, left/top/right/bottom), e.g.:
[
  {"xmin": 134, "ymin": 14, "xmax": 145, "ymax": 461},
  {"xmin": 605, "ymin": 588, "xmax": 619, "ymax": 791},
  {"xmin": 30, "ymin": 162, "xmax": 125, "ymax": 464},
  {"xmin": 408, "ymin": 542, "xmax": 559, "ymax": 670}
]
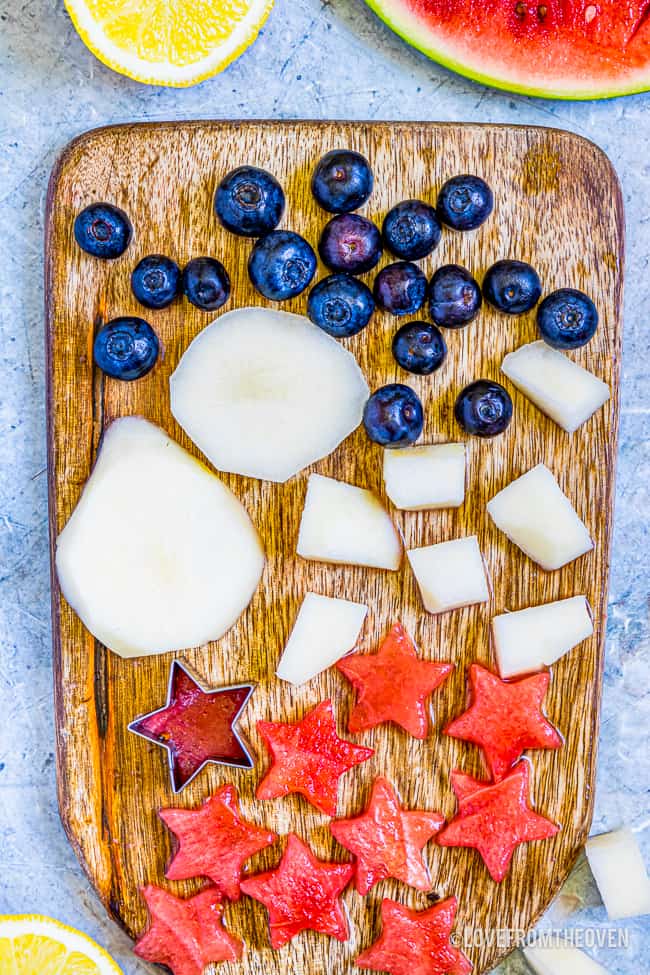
[
  {"xmin": 64, "ymin": 0, "xmax": 274, "ymax": 86},
  {"xmin": 0, "ymin": 915, "xmax": 123, "ymax": 975}
]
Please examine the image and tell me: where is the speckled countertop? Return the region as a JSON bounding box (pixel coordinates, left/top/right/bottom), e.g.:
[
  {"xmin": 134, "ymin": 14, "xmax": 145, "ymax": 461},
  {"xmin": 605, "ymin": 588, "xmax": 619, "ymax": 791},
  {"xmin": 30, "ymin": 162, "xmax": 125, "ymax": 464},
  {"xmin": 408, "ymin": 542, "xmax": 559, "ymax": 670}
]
[{"xmin": 0, "ymin": 1, "xmax": 648, "ymax": 972}]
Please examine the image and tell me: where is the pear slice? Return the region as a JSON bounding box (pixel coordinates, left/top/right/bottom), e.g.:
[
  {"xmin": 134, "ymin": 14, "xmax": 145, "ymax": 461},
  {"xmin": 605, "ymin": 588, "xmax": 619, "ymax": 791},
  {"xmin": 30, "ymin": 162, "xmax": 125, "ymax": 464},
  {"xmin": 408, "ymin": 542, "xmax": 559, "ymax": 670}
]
[
  {"xmin": 383, "ymin": 443, "xmax": 466, "ymax": 510},
  {"xmin": 170, "ymin": 307, "xmax": 369, "ymax": 483},
  {"xmin": 492, "ymin": 596, "xmax": 593, "ymax": 678},
  {"xmin": 586, "ymin": 828, "xmax": 650, "ymax": 920},
  {"xmin": 524, "ymin": 943, "xmax": 610, "ymax": 975},
  {"xmin": 407, "ymin": 536, "xmax": 490, "ymax": 614},
  {"xmin": 276, "ymin": 592, "xmax": 368, "ymax": 686},
  {"xmin": 55, "ymin": 417, "xmax": 265, "ymax": 658}
]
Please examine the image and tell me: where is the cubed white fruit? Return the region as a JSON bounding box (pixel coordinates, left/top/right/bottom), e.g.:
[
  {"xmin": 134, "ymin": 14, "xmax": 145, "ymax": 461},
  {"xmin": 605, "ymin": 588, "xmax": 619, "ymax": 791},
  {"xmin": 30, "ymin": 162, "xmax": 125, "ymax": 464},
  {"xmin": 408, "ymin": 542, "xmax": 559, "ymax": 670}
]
[
  {"xmin": 524, "ymin": 943, "xmax": 609, "ymax": 975},
  {"xmin": 407, "ymin": 536, "xmax": 489, "ymax": 614},
  {"xmin": 297, "ymin": 473, "xmax": 402, "ymax": 571},
  {"xmin": 276, "ymin": 592, "xmax": 368, "ymax": 685},
  {"xmin": 586, "ymin": 828, "xmax": 650, "ymax": 920},
  {"xmin": 492, "ymin": 596, "xmax": 593, "ymax": 678},
  {"xmin": 487, "ymin": 464, "xmax": 593, "ymax": 571},
  {"xmin": 383, "ymin": 443, "xmax": 466, "ymax": 511}
]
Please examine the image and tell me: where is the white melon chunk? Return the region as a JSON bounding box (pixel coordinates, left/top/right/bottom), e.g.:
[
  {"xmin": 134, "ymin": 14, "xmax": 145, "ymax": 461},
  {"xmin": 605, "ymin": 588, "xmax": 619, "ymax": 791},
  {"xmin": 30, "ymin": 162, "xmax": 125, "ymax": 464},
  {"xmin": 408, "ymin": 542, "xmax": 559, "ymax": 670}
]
[
  {"xmin": 276, "ymin": 592, "xmax": 368, "ymax": 685},
  {"xmin": 502, "ymin": 340, "xmax": 610, "ymax": 434},
  {"xmin": 407, "ymin": 536, "xmax": 489, "ymax": 614},
  {"xmin": 487, "ymin": 464, "xmax": 593, "ymax": 571},
  {"xmin": 383, "ymin": 443, "xmax": 466, "ymax": 511},
  {"xmin": 170, "ymin": 307, "xmax": 369, "ymax": 483},
  {"xmin": 492, "ymin": 596, "xmax": 593, "ymax": 678},
  {"xmin": 586, "ymin": 828, "xmax": 650, "ymax": 920},
  {"xmin": 55, "ymin": 417, "xmax": 265, "ymax": 658},
  {"xmin": 524, "ymin": 943, "xmax": 609, "ymax": 975},
  {"xmin": 297, "ymin": 473, "xmax": 402, "ymax": 571}
]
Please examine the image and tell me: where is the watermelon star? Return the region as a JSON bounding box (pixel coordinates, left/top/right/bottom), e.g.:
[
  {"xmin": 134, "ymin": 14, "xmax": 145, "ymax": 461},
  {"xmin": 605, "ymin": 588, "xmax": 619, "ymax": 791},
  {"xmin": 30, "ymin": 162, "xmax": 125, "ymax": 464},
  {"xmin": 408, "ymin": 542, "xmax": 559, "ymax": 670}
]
[
  {"xmin": 337, "ymin": 622, "xmax": 454, "ymax": 738},
  {"xmin": 445, "ymin": 663, "xmax": 563, "ymax": 780},
  {"xmin": 240, "ymin": 833, "xmax": 354, "ymax": 948},
  {"xmin": 134, "ymin": 884, "xmax": 243, "ymax": 975},
  {"xmin": 356, "ymin": 896, "xmax": 472, "ymax": 975},
  {"xmin": 159, "ymin": 784, "xmax": 277, "ymax": 900},
  {"xmin": 256, "ymin": 699, "xmax": 374, "ymax": 816},
  {"xmin": 437, "ymin": 762, "xmax": 560, "ymax": 882},
  {"xmin": 330, "ymin": 777, "xmax": 445, "ymax": 894}
]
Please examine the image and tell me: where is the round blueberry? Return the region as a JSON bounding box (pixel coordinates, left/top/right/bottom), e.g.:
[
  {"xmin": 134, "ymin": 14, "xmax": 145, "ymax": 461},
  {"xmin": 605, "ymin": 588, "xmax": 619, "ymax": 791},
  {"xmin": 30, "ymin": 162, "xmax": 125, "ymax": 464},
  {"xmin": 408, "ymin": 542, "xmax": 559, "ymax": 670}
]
[
  {"xmin": 382, "ymin": 200, "xmax": 442, "ymax": 261},
  {"xmin": 437, "ymin": 175, "xmax": 493, "ymax": 231},
  {"xmin": 483, "ymin": 260, "xmax": 542, "ymax": 315},
  {"xmin": 93, "ymin": 318, "xmax": 158, "ymax": 380},
  {"xmin": 74, "ymin": 203, "xmax": 132, "ymax": 259},
  {"xmin": 428, "ymin": 265, "xmax": 482, "ymax": 328},
  {"xmin": 374, "ymin": 262, "xmax": 427, "ymax": 317},
  {"xmin": 215, "ymin": 166, "xmax": 285, "ymax": 237},
  {"xmin": 318, "ymin": 214, "xmax": 382, "ymax": 275},
  {"xmin": 307, "ymin": 273, "xmax": 374, "ymax": 338},
  {"xmin": 131, "ymin": 255, "xmax": 180, "ymax": 309},
  {"xmin": 311, "ymin": 149, "xmax": 373, "ymax": 213},
  {"xmin": 392, "ymin": 322, "xmax": 446, "ymax": 376},
  {"xmin": 455, "ymin": 380, "xmax": 513, "ymax": 438},
  {"xmin": 537, "ymin": 288, "xmax": 598, "ymax": 349},
  {"xmin": 248, "ymin": 230, "xmax": 317, "ymax": 301},
  {"xmin": 182, "ymin": 257, "xmax": 231, "ymax": 311},
  {"xmin": 363, "ymin": 384, "xmax": 424, "ymax": 448}
]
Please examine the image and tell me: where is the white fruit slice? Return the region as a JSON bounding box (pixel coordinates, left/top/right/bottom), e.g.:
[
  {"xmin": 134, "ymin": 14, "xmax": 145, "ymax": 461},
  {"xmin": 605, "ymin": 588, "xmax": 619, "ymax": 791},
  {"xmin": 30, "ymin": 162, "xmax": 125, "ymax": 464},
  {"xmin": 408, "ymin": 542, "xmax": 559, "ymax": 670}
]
[
  {"xmin": 524, "ymin": 943, "xmax": 609, "ymax": 975},
  {"xmin": 407, "ymin": 536, "xmax": 490, "ymax": 614},
  {"xmin": 487, "ymin": 464, "xmax": 593, "ymax": 571},
  {"xmin": 297, "ymin": 473, "xmax": 402, "ymax": 570},
  {"xmin": 492, "ymin": 596, "xmax": 593, "ymax": 678},
  {"xmin": 276, "ymin": 592, "xmax": 368, "ymax": 685},
  {"xmin": 170, "ymin": 307, "xmax": 369, "ymax": 483},
  {"xmin": 383, "ymin": 443, "xmax": 466, "ymax": 510},
  {"xmin": 55, "ymin": 417, "xmax": 264, "ymax": 658},
  {"xmin": 502, "ymin": 340, "xmax": 610, "ymax": 434},
  {"xmin": 586, "ymin": 828, "xmax": 650, "ymax": 920}
]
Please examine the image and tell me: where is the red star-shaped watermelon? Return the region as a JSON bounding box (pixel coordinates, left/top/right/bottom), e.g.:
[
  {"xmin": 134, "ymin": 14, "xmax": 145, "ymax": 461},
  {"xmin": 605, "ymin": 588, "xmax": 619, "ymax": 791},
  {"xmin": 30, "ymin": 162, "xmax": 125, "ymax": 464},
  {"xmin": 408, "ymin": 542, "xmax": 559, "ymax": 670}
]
[
  {"xmin": 134, "ymin": 884, "xmax": 243, "ymax": 975},
  {"xmin": 437, "ymin": 763, "xmax": 560, "ymax": 882},
  {"xmin": 240, "ymin": 833, "xmax": 353, "ymax": 948},
  {"xmin": 256, "ymin": 699, "xmax": 374, "ymax": 816},
  {"xmin": 445, "ymin": 663, "xmax": 563, "ymax": 781},
  {"xmin": 337, "ymin": 623, "xmax": 453, "ymax": 738},
  {"xmin": 159, "ymin": 784, "xmax": 277, "ymax": 901},
  {"xmin": 356, "ymin": 896, "xmax": 472, "ymax": 975},
  {"xmin": 330, "ymin": 777, "xmax": 444, "ymax": 894}
]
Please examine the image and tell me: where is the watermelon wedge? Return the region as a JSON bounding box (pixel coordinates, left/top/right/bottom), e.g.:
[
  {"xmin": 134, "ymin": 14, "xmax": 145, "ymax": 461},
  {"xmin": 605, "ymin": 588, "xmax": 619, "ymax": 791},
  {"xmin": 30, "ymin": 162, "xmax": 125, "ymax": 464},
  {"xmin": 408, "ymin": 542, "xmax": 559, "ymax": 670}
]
[{"xmin": 363, "ymin": 0, "xmax": 650, "ymax": 100}]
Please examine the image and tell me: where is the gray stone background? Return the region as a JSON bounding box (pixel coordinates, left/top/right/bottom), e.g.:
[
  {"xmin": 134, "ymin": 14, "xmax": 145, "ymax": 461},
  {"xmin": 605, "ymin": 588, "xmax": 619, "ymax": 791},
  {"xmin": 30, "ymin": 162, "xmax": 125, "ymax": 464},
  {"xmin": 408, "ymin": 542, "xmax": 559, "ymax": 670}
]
[{"xmin": 0, "ymin": 1, "xmax": 648, "ymax": 972}]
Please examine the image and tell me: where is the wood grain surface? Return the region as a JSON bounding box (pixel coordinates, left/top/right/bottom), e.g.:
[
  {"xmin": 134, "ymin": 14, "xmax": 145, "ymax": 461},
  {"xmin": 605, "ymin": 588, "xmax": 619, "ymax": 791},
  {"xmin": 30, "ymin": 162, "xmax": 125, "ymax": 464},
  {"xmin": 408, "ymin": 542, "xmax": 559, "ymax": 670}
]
[{"xmin": 45, "ymin": 121, "xmax": 623, "ymax": 974}]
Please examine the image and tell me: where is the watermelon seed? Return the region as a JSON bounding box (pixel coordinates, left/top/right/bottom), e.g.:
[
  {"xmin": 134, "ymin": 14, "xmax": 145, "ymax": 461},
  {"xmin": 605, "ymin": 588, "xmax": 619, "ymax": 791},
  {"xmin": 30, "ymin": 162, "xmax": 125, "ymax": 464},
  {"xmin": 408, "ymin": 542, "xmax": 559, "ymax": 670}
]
[
  {"xmin": 537, "ymin": 4, "xmax": 547, "ymax": 20},
  {"xmin": 585, "ymin": 4, "xmax": 597, "ymax": 22},
  {"xmin": 515, "ymin": 2, "xmax": 526, "ymax": 19}
]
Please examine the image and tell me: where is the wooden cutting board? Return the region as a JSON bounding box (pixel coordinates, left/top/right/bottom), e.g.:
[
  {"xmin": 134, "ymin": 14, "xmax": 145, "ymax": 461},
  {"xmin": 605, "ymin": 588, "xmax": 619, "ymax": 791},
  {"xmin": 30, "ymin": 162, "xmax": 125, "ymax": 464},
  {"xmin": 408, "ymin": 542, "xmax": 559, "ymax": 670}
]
[{"xmin": 45, "ymin": 121, "xmax": 623, "ymax": 974}]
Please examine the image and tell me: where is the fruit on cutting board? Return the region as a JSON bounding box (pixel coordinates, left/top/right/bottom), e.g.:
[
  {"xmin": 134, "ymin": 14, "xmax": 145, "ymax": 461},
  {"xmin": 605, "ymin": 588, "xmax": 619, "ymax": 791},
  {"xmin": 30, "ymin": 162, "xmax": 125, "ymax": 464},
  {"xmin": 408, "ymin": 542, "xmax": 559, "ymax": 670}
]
[
  {"xmin": 248, "ymin": 230, "xmax": 317, "ymax": 301},
  {"xmin": 55, "ymin": 417, "xmax": 264, "ymax": 657},
  {"xmin": 482, "ymin": 260, "xmax": 541, "ymax": 315},
  {"xmin": 374, "ymin": 261, "xmax": 427, "ymax": 316},
  {"xmin": 585, "ymin": 828, "xmax": 650, "ymax": 920},
  {"xmin": 382, "ymin": 199, "xmax": 441, "ymax": 260},
  {"xmin": 93, "ymin": 317, "xmax": 159, "ymax": 380},
  {"xmin": 537, "ymin": 288, "xmax": 598, "ymax": 349},
  {"xmin": 131, "ymin": 255, "xmax": 181, "ymax": 309},
  {"xmin": 276, "ymin": 592, "xmax": 368, "ymax": 686},
  {"xmin": 307, "ymin": 273, "xmax": 375, "ymax": 337},
  {"xmin": 319, "ymin": 213, "xmax": 383, "ymax": 274},
  {"xmin": 524, "ymin": 942, "xmax": 610, "ymax": 975},
  {"xmin": 215, "ymin": 166, "xmax": 285, "ymax": 237},
  {"xmin": 296, "ymin": 474, "xmax": 402, "ymax": 571},
  {"xmin": 392, "ymin": 321, "xmax": 447, "ymax": 375},
  {"xmin": 492, "ymin": 595, "xmax": 593, "ymax": 679},
  {"xmin": 437, "ymin": 174, "xmax": 493, "ymax": 231},
  {"xmin": 74, "ymin": 202, "xmax": 132, "ymax": 258},
  {"xmin": 0, "ymin": 914, "xmax": 123, "ymax": 975},
  {"xmin": 383, "ymin": 443, "xmax": 466, "ymax": 510},
  {"xmin": 170, "ymin": 307, "xmax": 369, "ymax": 482},
  {"xmin": 182, "ymin": 256, "xmax": 231, "ymax": 311},
  {"xmin": 455, "ymin": 379, "xmax": 513, "ymax": 437},
  {"xmin": 311, "ymin": 150, "xmax": 374, "ymax": 213},
  {"xmin": 407, "ymin": 536, "xmax": 489, "ymax": 614},
  {"xmin": 428, "ymin": 264, "xmax": 482, "ymax": 328},
  {"xmin": 487, "ymin": 463, "xmax": 593, "ymax": 570},
  {"xmin": 363, "ymin": 383, "xmax": 424, "ymax": 447}
]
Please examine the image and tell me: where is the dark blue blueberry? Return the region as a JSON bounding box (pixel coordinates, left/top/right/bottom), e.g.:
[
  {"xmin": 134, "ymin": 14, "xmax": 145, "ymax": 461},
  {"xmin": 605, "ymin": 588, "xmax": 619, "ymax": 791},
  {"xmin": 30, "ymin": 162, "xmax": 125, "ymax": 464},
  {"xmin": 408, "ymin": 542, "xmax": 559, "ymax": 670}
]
[
  {"xmin": 437, "ymin": 175, "xmax": 493, "ymax": 231},
  {"xmin": 131, "ymin": 254, "xmax": 180, "ymax": 309},
  {"xmin": 455, "ymin": 380, "xmax": 513, "ymax": 438},
  {"xmin": 382, "ymin": 200, "xmax": 441, "ymax": 261},
  {"xmin": 483, "ymin": 260, "xmax": 541, "ymax": 315},
  {"xmin": 318, "ymin": 214, "xmax": 382, "ymax": 275},
  {"xmin": 374, "ymin": 262, "xmax": 427, "ymax": 316},
  {"xmin": 392, "ymin": 321, "xmax": 446, "ymax": 375},
  {"xmin": 428, "ymin": 265, "xmax": 482, "ymax": 328},
  {"xmin": 311, "ymin": 149, "xmax": 373, "ymax": 213},
  {"xmin": 248, "ymin": 230, "xmax": 317, "ymax": 301},
  {"xmin": 363, "ymin": 384, "xmax": 424, "ymax": 448},
  {"xmin": 182, "ymin": 257, "xmax": 231, "ymax": 311},
  {"xmin": 537, "ymin": 288, "xmax": 598, "ymax": 349},
  {"xmin": 307, "ymin": 273, "xmax": 374, "ymax": 338},
  {"xmin": 214, "ymin": 166, "xmax": 285, "ymax": 237},
  {"xmin": 74, "ymin": 203, "xmax": 132, "ymax": 259},
  {"xmin": 93, "ymin": 318, "xmax": 158, "ymax": 380}
]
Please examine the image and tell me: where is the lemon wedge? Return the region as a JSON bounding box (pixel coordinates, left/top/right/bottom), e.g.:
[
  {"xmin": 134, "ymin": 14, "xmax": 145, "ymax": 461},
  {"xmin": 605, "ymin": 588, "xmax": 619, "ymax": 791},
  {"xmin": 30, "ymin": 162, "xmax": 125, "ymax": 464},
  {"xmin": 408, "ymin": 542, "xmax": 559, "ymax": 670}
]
[{"xmin": 0, "ymin": 915, "xmax": 123, "ymax": 975}]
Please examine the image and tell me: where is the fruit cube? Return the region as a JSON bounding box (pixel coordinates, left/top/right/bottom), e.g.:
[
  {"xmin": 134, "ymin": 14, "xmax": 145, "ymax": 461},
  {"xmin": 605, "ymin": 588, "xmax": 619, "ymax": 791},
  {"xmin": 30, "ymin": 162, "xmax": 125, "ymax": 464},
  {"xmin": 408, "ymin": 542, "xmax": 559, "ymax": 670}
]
[
  {"xmin": 383, "ymin": 444, "xmax": 466, "ymax": 510},
  {"xmin": 407, "ymin": 536, "xmax": 489, "ymax": 614},
  {"xmin": 524, "ymin": 943, "xmax": 609, "ymax": 975},
  {"xmin": 492, "ymin": 596, "xmax": 593, "ymax": 678},
  {"xmin": 586, "ymin": 827, "xmax": 650, "ymax": 920},
  {"xmin": 276, "ymin": 592, "xmax": 368, "ymax": 686}
]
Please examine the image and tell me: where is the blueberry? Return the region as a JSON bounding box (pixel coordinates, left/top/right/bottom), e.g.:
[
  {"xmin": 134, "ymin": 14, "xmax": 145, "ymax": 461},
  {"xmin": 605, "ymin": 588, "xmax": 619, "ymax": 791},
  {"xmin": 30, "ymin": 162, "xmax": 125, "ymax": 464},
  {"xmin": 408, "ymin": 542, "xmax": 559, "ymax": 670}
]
[
  {"xmin": 483, "ymin": 260, "xmax": 541, "ymax": 315},
  {"xmin": 537, "ymin": 288, "xmax": 598, "ymax": 349},
  {"xmin": 382, "ymin": 200, "xmax": 441, "ymax": 260},
  {"xmin": 318, "ymin": 214, "xmax": 382, "ymax": 275},
  {"xmin": 214, "ymin": 166, "xmax": 285, "ymax": 237},
  {"xmin": 248, "ymin": 230, "xmax": 316, "ymax": 301},
  {"xmin": 428, "ymin": 265, "xmax": 482, "ymax": 328},
  {"xmin": 74, "ymin": 203, "xmax": 132, "ymax": 259},
  {"xmin": 374, "ymin": 262, "xmax": 427, "ymax": 317},
  {"xmin": 307, "ymin": 273, "xmax": 374, "ymax": 338},
  {"xmin": 182, "ymin": 257, "xmax": 231, "ymax": 311},
  {"xmin": 311, "ymin": 150, "xmax": 373, "ymax": 213},
  {"xmin": 363, "ymin": 384, "xmax": 424, "ymax": 448},
  {"xmin": 437, "ymin": 175, "xmax": 493, "ymax": 231},
  {"xmin": 93, "ymin": 318, "xmax": 158, "ymax": 380},
  {"xmin": 392, "ymin": 321, "xmax": 446, "ymax": 375},
  {"xmin": 131, "ymin": 255, "xmax": 180, "ymax": 309},
  {"xmin": 455, "ymin": 380, "xmax": 513, "ymax": 437}
]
